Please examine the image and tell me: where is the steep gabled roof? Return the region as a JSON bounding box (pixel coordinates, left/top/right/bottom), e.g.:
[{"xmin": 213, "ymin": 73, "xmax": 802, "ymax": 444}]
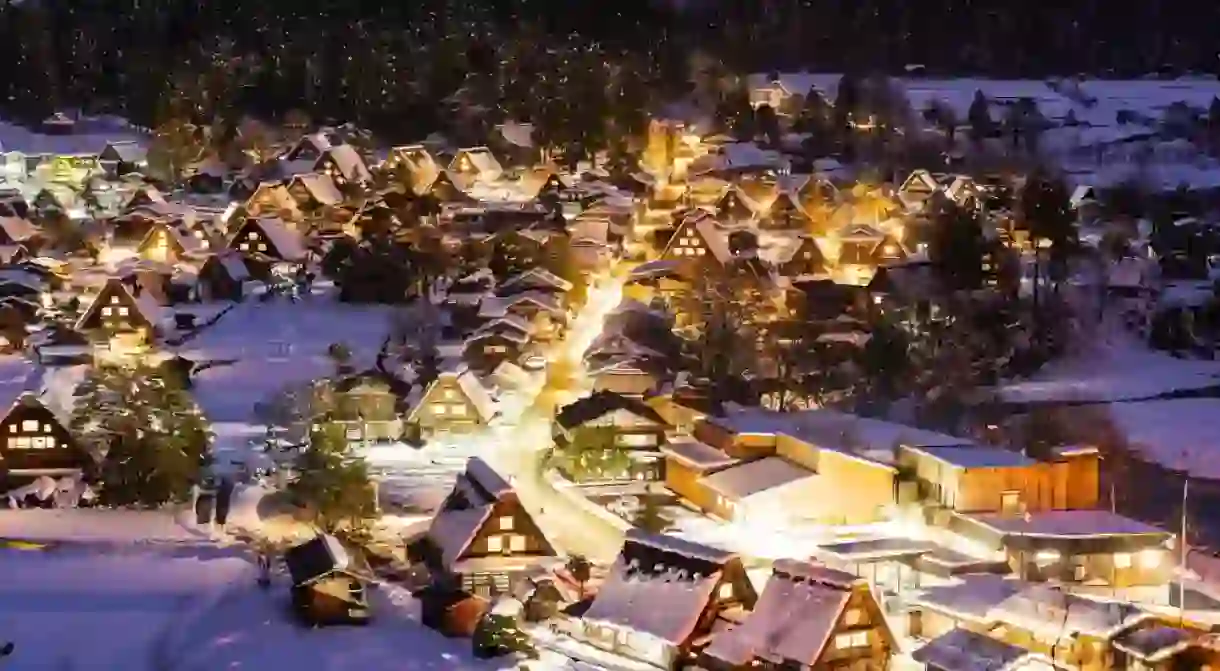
[
  {"xmin": 288, "ymin": 173, "xmax": 343, "ymax": 206},
  {"xmin": 73, "ymin": 277, "xmax": 163, "ymax": 332},
  {"xmin": 555, "ymin": 390, "xmax": 669, "ymax": 433},
  {"xmin": 705, "ymin": 561, "xmax": 880, "ymax": 668},
  {"xmin": 228, "ymin": 217, "xmax": 308, "ymax": 262},
  {"xmin": 583, "ymin": 530, "xmax": 743, "ymax": 645},
  {"xmin": 316, "ymin": 145, "xmax": 372, "ymax": 183}
]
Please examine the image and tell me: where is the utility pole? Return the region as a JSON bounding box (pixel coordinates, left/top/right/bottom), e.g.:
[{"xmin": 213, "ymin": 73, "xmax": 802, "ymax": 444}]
[{"xmin": 1180, "ymin": 472, "xmax": 1189, "ymax": 626}]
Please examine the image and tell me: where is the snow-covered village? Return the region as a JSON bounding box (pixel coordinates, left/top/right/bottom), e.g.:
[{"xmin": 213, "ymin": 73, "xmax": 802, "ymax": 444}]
[{"xmin": 5, "ymin": 2, "xmax": 1220, "ymax": 670}]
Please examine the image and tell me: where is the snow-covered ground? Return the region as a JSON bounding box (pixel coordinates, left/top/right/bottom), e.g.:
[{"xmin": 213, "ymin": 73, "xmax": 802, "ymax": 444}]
[
  {"xmin": 181, "ymin": 292, "xmax": 398, "ymax": 423},
  {"xmin": 1106, "ymin": 398, "xmax": 1220, "ymax": 479},
  {"xmin": 995, "ymin": 333, "xmax": 1220, "ymax": 404},
  {"xmin": 0, "ymin": 543, "xmax": 251, "ymax": 671},
  {"xmin": 0, "ymin": 116, "xmax": 143, "ymax": 155},
  {"xmin": 169, "ymin": 579, "xmax": 510, "ymax": 671}
]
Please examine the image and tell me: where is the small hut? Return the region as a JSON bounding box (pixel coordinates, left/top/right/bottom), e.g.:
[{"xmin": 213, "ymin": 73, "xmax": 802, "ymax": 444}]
[{"xmin": 283, "ymin": 534, "xmax": 371, "ymax": 626}]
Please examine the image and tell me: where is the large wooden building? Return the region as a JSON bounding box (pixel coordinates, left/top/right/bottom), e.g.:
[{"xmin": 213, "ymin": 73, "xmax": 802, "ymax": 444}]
[
  {"xmin": 419, "ymin": 458, "xmax": 558, "ymax": 598},
  {"xmin": 0, "ymin": 393, "xmax": 92, "ymax": 485}
]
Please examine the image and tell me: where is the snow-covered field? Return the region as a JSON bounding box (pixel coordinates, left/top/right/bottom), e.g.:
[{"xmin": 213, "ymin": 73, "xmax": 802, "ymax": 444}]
[
  {"xmin": 0, "ymin": 117, "xmax": 143, "ymax": 156},
  {"xmin": 1106, "ymin": 398, "xmax": 1220, "ymax": 480},
  {"xmin": 181, "ymin": 292, "xmax": 397, "ymax": 423},
  {"xmin": 170, "ymin": 580, "xmax": 506, "ymax": 671},
  {"xmin": 0, "ymin": 543, "xmax": 251, "ymax": 671},
  {"xmin": 995, "ymin": 334, "xmax": 1220, "ymax": 404}
]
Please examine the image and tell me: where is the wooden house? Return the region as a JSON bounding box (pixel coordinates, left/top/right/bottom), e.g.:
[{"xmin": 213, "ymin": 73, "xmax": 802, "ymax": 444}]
[
  {"xmin": 911, "ymin": 579, "xmax": 1154, "ymax": 671},
  {"xmin": 331, "ymin": 372, "xmax": 404, "ymax": 442},
  {"xmin": 661, "ymin": 439, "xmax": 741, "ymax": 512},
  {"xmin": 283, "ymin": 534, "xmax": 371, "ymax": 626},
  {"xmin": 870, "ymin": 234, "xmax": 910, "ymax": 266},
  {"xmin": 283, "ymin": 132, "xmax": 332, "ymax": 163},
  {"xmin": 897, "ymin": 169, "xmax": 941, "ymax": 210},
  {"xmin": 912, "ymin": 627, "xmax": 1057, "ymax": 671},
  {"xmin": 286, "ymin": 173, "xmax": 343, "ymax": 212},
  {"xmin": 477, "ymin": 291, "xmax": 564, "ymax": 339},
  {"xmin": 760, "ymin": 192, "xmax": 809, "ymax": 231},
  {"xmin": 382, "ymin": 145, "xmax": 440, "ymax": 194},
  {"xmin": 195, "ymin": 252, "xmax": 252, "ymax": 302},
  {"xmin": 420, "ymin": 458, "xmax": 558, "ymax": 597},
  {"xmin": 577, "ymin": 530, "xmax": 758, "ymax": 670},
  {"xmin": 99, "ymin": 141, "xmax": 148, "ymax": 175},
  {"xmin": 715, "ymin": 187, "xmax": 755, "ymax": 223},
  {"xmin": 314, "ymin": 145, "xmax": 372, "ymax": 187},
  {"xmin": 0, "ymin": 393, "xmax": 93, "ymax": 485},
  {"xmin": 449, "ymin": 147, "xmax": 503, "ymax": 183},
  {"xmin": 226, "ymin": 217, "xmax": 308, "ymax": 263},
  {"xmin": 701, "ymin": 560, "xmax": 897, "ymax": 671},
  {"xmin": 660, "ymin": 215, "xmax": 731, "ymax": 269},
  {"xmin": 463, "ymin": 320, "xmax": 529, "ymax": 374},
  {"xmin": 951, "ymin": 510, "xmax": 1174, "ymax": 589},
  {"xmin": 184, "ymin": 156, "xmax": 227, "ymax": 194},
  {"xmin": 553, "ymin": 390, "xmax": 671, "ymax": 483},
  {"xmin": 776, "ymin": 235, "xmax": 828, "ymax": 278},
  {"xmin": 425, "ymin": 171, "xmax": 474, "ymax": 203},
  {"xmin": 406, "ymin": 368, "xmax": 497, "ymax": 435},
  {"xmin": 136, "ymin": 221, "xmax": 207, "ymax": 264},
  {"xmin": 895, "ymin": 443, "xmax": 1101, "ymax": 515},
  {"xmin": 497, "ymin": 267, "xmax": 573, "ymax": 298},
  {"xmin": 74, "ymin": 277, "xmax": 162, "ymax": 341},
  {"xmin": 244, "ymin": 182, "xmax": 301, "ymax": 221}
]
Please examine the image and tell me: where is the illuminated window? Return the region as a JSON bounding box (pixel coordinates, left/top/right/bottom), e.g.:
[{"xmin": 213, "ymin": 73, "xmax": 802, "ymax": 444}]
[
  {"xmin": 509, "ymin": 534, "xmax": 525, "ymax": 553},
  {"xmin": 111, "ymin": 296, "xmax": 121, "ymax": 304},
  {"xmin": 257, "ymin": 243, "xmax": 267, "ymax": 252},
  {"xmin": 21, "ymin": 420, "xmax": 38, "ymax": 432},
  {"xmin": 117, "ymin": 306, "xmax": 129, "ymax": 317},
  {"xmin": 42, "ymin": 425, "xmax": 51, "ymax": 432},
  {"xmin": 696, "ymin": 248, "xmax": 706, "ymax": 256},
  {"xmin": 835, "ymin": 631, "xmax": 869, "ymax": 649},
  {"xmin": 449, "ymin": 404, "xmax": 466, "ymax": 417},
  {"xmin": 239, "ymin": 242, "xmax": 249, "ymax": 251},
  {"xmin": 1114, "ymin": 553, "xmax": 1133, "ymax": 569},
  {"xmin": 443, "ymin": 389, "xmax": 457, "ymax": 400},
  {"xmin": 247, "ymin": 231, "xmax": 257, "ymax": 240},
  {"xmin": 718, "ymin": 582, "xmax": 733, "ymax": 600},
  {"xmin": 101, "ymin": 306, "xmax": 113, "ymax": 316},
  {"xmin": 498, "ymin": 516, "xmax": 514, "ymax": 531},
  {"xmin": 486, "ymin": 535, "xmax": 503, "ymax": 552},
  {"xmin": 432, "ymin": 404, "xmax": 447, "ymax": 415},
  {"xmin": 844, "ymin": 608, "xmax": 863, "ymax": 626}
]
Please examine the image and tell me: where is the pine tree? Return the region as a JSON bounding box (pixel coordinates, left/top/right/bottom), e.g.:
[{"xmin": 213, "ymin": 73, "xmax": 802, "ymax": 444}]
[
  {"xmin": 287, "ymin": 420, "xmax": 377, "ymax": 539},
  {"xmin": 71, "ymin": 364, "xmax": 211, "ymax": 507}
]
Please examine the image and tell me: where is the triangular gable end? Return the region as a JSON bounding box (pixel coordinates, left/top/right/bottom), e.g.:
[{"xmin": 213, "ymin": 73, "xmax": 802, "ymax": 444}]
[
  {"xmin": 409, "ymin": 373, "xmax": 479, "ymax": 423},
  {"xmin": 870, "ymin": 235, "xmax": 909, "ymax": 265},
  {"xmin": 716, "ymin": 188, "xmax": 753, "ymax": 221},
  {"xmin": 74, "ymin": 278, "xmax": 155, "ymax": 333},
  {"xmin": 662, "ymin": 218, "xmax": 712, "ymax": 261},
  {"xmin": 899, "ymin": 170, "xmax": 939, "ymax": 196},
  {"xmin": 451, "ymin": 497, "xmax": 558, "ymax": 566}
]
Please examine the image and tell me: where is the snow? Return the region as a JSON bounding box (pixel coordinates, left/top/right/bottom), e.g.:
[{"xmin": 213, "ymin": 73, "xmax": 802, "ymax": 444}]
[
  {"xmin": 0, "ymin": 116, "xmax": 143, "ymax": 155},
  {"xmin": 181, "ymin": 294, "xmax": 395, "ymax": 421},
  {"xmin": 704, "ymin": 561, "xmax": 852, "ymax": 667},
  {"xmin": 699, "ymin": 457, "xmax": 814, "ymax": 499},
  {"xmin": 171, "ymin": 582, "xmax": 508, "ymax": 671},
  {"xmin": 1106, "ymin": 398, "xmax": 1220, "ymax": 479},
  {"xmin": 964, "ymin": 510, "xmax": 1169, "ymax": 538},
  {"xmin": 910, "ymin": 444, "xmax": 1036, "ymax": 469},
  {"xmin": 0, "ymin": 508, "xmax": 209, "ymax": 543},
  {"xmin": 0, "ymin": 544, "xmax": 251, "ymax": 671},
  {"xmin": 995, "ymin": 334, "xmax": 1220, "ymax": 404}
]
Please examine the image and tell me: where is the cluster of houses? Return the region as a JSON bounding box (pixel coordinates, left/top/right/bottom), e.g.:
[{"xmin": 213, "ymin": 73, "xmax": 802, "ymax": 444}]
[{"xmin": 278, "ymin": 433, "xmax": 1218, "ymax": 671}]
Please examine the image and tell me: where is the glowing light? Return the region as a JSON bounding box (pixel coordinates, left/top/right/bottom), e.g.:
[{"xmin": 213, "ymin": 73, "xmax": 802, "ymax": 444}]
[
  {"xmin": 1034, "ymin": 549, "xmax": 1061, "ymax": 565},
  {"xmin": 1138, "ymin": 549, "xmax": 1162, "ymax": 569}
]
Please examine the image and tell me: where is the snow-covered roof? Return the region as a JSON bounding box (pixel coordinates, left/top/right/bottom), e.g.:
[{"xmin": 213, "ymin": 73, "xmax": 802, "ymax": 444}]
[
  {"xmin": 102, "ymin": 141, "xmax": 147, "ymax": 164},
  {"xmin": 497, "ymin": 122, "xmax": 535, "ymax": 148},
  {"xmin": 316, "ymin": 145, "xmax": 372, "ymax": 183},
  {"xmin": 0, "ymin": 216, "xmax": 38, "ymax": 243},
  {"xmin": 1106, "ymin": 398, "xmax": 1220, "ymax": 480},
  {"xmin": 902, "ymin": 444, "xmax": 1036, "ymax": 469},
  {"xmin": 288, "ymin": 173, "xmax": 343, "ymax": 206},
  {"xmin": 705, "ymin": 560, "xmax": 867, "ymax": 668},
  {"xmin": 963, "ymin": 510, "xmax": 1170, "ymax": 539},
  {"xmin": 991, "ymin": 583, "xmax": 1149, "ymax": 640},
  {"xmin": 699, "ymin": 457, "xmax": 814, "ymax": 500},
  {"xmin": 236, "ymin": 217, "xmax": 308, "ymax": 262},
  {"xmin": 583, "ymin": 530, "xmax": 738, "ymax": 645},
  {"xmin": 661, "ymin": 440, "xmax": 739, "ymax": 472},
  {"xmin": 911, "ymin": 627, "xmax": 1043, "ymax": 671},
  {"xmin": 499, "ymin": 267, "xmax": 573, "ymax": 294},
  {"xmin": 449, "ymin": 147, "xmax": 503, "ymax": 181}
]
